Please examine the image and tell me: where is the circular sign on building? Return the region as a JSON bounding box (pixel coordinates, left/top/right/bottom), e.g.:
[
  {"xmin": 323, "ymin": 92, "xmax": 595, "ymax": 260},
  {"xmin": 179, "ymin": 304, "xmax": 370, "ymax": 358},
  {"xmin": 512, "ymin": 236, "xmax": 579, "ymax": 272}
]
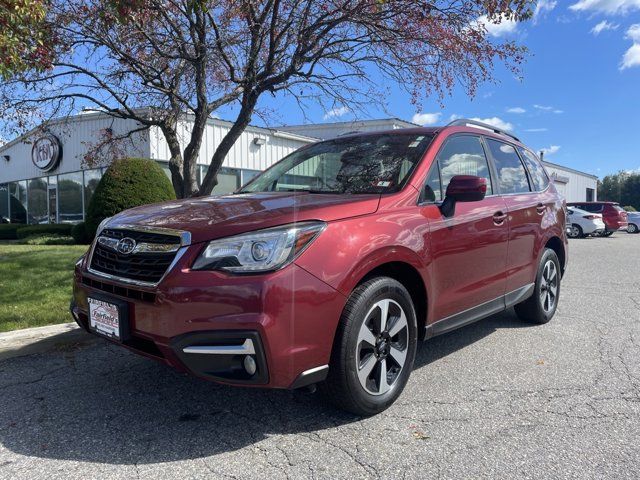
[{"xmin": 31, "ymin": 134, "xmax": 62, "ymax": 171}]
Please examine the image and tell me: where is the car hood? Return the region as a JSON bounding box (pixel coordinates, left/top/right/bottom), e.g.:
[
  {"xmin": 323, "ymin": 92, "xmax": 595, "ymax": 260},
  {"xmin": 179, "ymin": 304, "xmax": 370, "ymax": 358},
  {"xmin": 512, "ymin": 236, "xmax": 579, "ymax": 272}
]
[{"xmin": 105, "ymin": 192, "xmax": 381, "ymax": 244}]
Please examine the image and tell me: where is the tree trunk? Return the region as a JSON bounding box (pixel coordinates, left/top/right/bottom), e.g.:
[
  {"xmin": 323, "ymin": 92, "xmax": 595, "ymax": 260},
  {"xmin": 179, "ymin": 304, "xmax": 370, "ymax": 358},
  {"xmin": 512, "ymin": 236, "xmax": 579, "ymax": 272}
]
[
  {"xmin": 198, "ymin": 95, "xmax": 258, "ymax": 196},
  {"xmin": 161, "ymin": 125, "xmax": 185, "ymax": 198}
]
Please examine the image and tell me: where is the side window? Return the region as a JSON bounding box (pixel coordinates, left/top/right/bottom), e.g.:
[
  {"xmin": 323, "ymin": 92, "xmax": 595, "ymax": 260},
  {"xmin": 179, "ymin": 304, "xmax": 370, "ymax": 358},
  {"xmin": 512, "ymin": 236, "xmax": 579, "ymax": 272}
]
[
  {"xmin": 422, "ymin": 163, "xmax": 442, "ymax": 202},
  {"xmin": 518, "ymin": 148, "xmax": 549, "ymax": 191},
  {"xmin": 486, "ymin": 139, "xmax": 531, "ymax": 194},
  {"xmin": 436, "ymin": 135, "xmax": 493, "ymax": 196}
]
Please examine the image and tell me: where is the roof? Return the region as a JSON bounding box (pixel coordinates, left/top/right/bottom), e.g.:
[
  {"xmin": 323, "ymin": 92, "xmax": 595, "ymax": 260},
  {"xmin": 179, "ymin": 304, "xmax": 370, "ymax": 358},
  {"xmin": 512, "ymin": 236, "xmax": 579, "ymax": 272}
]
[
  {"xmin": 0, "ymin": 110, "xmax": 318, "ymax": 154},
  {"xmin": 542, "ymin": 160, "xmax": 599, "ymax": 180}
]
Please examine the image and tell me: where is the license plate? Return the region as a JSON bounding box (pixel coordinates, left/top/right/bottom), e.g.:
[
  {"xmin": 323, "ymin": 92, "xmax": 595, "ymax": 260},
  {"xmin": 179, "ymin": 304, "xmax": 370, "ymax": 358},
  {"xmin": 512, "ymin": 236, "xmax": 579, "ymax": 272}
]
[{"xmin": 88, "ymin": 297, "xmax": 121, "ymax": 340}]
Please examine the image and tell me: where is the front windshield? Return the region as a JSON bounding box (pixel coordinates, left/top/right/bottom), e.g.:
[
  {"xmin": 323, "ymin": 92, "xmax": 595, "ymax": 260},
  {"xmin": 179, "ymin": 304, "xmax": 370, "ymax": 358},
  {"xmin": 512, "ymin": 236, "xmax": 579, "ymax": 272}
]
[{"xmin": 240, "ymin": 133, "xmax": 434, "ymax": 194}]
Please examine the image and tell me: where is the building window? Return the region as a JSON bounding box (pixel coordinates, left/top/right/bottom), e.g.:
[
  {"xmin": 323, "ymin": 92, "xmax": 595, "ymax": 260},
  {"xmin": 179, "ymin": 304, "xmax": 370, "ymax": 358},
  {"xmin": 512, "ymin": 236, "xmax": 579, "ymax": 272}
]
[
  {"xmin": 0, "ymin": 184, "xmax": 8, "ymax": 223},
  {"xmin": 9, "ymin": 180, "xmax": 27, "ymax": 224},
  {"xmin": 586, "ymin": 187, "xmax": 595, "ymax": 202},
  {"xmin": 84, "ymin": 169, "xmax": 102, "ymax": 209},
  {"xmin": 58, "ymin": 172, "xmax": 84, "ymax": 223},
  {"xmin": 27, "ymin": 178, "xmax": 49, "ymax": 224},
  {"xmin": 212, "ymin": 168, "xmax": 240, "ymax": 195},
  {"xmin": 241, "ymin": 169, "xmax": 261, "ymax": 187}
]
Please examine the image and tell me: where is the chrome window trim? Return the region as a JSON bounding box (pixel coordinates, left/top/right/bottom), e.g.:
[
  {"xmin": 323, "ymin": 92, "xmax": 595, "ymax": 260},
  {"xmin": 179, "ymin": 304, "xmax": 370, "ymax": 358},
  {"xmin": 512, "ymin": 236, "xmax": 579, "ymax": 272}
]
[{"xmin": 87, "ymin": 224, "xmax": 191, "ymax": 288}]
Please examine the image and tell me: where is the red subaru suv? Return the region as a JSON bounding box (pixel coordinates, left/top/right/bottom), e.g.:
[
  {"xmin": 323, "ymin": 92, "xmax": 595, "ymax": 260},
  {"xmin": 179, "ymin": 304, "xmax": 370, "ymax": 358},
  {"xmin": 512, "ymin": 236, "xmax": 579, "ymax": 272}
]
[
  {"xmin": 567, "ymin": 201, "xmax": 628, "ymax": 236},
  {"xmin": 71, "ymin": 119, "xmax": 567, "ymax": 415}
]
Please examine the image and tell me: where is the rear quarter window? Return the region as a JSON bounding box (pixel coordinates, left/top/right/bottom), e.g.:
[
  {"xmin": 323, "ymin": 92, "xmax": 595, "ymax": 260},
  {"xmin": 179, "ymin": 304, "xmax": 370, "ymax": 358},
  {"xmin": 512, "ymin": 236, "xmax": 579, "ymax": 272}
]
[{"xmin": 518, "ymin": 148, "xmax": 549, "ymax": 191}]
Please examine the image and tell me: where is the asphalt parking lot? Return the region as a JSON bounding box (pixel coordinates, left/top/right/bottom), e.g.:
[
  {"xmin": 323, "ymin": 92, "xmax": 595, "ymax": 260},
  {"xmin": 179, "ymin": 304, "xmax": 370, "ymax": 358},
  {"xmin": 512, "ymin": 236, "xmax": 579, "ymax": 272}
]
[{"xmin": 1, "ymin": 234, "xmax": 640, "ymax": 479}]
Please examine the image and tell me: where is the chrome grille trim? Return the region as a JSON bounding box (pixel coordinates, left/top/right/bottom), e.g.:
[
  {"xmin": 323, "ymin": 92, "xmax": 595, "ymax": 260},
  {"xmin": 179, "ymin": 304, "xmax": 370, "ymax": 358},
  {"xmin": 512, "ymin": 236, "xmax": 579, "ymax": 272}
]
[{"xmin": 87, "ymin": 224, "xmax": 191, "ymax": 288}]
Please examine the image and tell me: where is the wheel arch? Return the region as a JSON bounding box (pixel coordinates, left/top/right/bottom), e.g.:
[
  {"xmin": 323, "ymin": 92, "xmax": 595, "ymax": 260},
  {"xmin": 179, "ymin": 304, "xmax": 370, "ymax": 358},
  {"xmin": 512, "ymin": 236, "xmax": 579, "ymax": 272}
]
[
  {"xmin": 544, "ymin": 236, "xmax": 566, "ymax": 275},
  {"xmin": 355, "ymin": 261, "xmax": 428, "ymax": 339}
]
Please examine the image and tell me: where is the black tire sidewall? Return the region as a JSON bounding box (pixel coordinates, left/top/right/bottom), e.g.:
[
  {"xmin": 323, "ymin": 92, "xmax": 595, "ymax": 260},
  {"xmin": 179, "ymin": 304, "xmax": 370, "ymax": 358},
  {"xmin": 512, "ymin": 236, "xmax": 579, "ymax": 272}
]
[
  {"xmin": 534, "ymin": 249, "xmax": 561, "ymax": 323},
  {"xmin": 335, "ymin": 278, "xmax": 417, "ymax": 415}
]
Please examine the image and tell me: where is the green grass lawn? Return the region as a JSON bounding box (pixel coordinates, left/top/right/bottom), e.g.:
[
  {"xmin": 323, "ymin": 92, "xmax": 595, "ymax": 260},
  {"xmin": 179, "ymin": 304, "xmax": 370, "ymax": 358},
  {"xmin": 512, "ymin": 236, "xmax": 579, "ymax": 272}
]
[{"xmin": 0, "ymin": 243, "xmax": 89, "ymax": 332}]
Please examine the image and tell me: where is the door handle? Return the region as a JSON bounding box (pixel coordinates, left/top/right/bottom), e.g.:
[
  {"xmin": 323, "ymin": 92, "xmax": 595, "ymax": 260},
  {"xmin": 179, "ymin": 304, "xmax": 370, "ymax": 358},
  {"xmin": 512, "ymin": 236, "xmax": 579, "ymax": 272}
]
[
  {"xmin": 536, "ymin": 203, "xmax": 546, "ymax": 214},
  {"xmin": 493, "ymin": 211, "xmax": 507, "ymax": 225}
]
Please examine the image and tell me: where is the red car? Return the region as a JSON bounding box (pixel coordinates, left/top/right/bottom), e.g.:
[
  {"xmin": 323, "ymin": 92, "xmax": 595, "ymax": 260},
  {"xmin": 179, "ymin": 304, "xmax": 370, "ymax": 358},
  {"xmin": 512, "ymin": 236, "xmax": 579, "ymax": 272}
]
[
  {"xmin": 71, "ymin": 119, "xmax": 567, "ymax": 415},
  {"xmin": 567, "ymin": 202, "xmax": 628, "ymax": 236}
]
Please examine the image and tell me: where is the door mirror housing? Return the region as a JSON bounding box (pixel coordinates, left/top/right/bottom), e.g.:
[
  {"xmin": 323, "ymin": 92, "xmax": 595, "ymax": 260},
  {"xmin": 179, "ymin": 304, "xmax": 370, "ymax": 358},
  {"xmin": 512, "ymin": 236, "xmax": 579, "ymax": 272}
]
[{"xmin": 440, "ymin": 175, "xmax": 487, "ymax": 217}]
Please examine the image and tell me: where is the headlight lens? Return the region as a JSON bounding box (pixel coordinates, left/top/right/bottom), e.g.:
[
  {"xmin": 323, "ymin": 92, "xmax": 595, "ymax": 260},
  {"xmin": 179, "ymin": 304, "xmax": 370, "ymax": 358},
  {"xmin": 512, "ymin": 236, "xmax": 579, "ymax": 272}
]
[
  {"xmin": 192, "ymin": 222, "xmax": 326, "ymax": 273},
  {"xmin": 96, "ymin": 216, "xmax": 112, "ymax": 235}
]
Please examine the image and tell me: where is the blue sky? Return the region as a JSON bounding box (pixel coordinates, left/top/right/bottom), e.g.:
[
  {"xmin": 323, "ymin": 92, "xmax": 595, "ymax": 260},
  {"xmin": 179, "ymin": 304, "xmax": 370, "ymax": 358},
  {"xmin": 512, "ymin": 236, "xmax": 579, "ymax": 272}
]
[{"xmin": 254, "ymin": 0, "xmax": 640, "ymax": 178}]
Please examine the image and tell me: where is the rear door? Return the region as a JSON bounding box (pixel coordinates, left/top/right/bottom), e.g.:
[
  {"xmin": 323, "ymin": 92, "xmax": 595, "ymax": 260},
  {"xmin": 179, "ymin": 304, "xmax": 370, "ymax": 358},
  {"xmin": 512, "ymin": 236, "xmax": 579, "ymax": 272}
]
[
  {"xmin": 484, "ymin": 138, "xmax": 544, "ymax": 294},
  {"xmin": 420, "ymin": 134, "xmax": 509, "ymax": 322}
]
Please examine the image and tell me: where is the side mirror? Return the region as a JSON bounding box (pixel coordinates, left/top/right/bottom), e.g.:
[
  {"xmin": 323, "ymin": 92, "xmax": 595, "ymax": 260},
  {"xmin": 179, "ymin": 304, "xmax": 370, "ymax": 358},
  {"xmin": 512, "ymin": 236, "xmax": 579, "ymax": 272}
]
[{"xmin": 440, "ymin": 175, "xmax": 487, "ymax": 217}]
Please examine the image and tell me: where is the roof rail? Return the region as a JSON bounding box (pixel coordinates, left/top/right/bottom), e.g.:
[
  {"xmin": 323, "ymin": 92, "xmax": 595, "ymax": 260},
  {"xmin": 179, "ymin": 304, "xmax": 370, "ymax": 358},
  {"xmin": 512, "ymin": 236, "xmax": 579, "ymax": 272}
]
[{"xmin": 447, "ymin": 118, "xmax": 520, "ymax": 143}]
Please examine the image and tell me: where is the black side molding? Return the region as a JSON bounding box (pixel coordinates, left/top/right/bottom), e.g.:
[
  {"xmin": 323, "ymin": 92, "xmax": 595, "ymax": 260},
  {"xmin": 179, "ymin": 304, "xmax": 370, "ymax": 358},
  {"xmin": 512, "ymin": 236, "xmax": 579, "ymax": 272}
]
[{"xmin": 424, "ymin": 283, "xmax": 535, "ymax": 340}]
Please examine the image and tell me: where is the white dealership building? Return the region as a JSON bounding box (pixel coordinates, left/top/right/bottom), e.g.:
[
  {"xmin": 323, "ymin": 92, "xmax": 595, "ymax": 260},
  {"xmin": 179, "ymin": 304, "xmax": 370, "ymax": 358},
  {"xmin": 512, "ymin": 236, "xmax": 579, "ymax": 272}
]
[{"xmin": 0, "ymin": 113, "xmax": 597, "ymax": 224}]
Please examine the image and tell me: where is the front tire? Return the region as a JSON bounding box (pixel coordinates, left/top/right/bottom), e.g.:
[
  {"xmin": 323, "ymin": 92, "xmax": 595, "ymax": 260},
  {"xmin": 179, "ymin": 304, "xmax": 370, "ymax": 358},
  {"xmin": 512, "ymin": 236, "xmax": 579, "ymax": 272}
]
[
  {"xmin": 628, "ymin": 223, "xmax": 638, "ymax": 234},
  {"xmin": 322, "ymin": 277, "xmax": 417, "ymax": 416},
  {"xmin": 514, "ymin": 248, "xmax": 561, "ymax": 324}
]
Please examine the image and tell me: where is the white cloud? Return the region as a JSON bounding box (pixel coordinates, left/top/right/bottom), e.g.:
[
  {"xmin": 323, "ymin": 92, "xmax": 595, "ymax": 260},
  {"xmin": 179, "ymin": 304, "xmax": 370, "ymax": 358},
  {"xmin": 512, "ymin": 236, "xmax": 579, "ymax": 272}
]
[
  {"xmin": 591, "ymin": 20, "xmax": 619, "ymax": 35},
  {"xmin": 412, "ymin": 112, "xmax": 442, "ymax": 126},
  {"xmin": 621, "ymin": 43, "xmax": 640, "ymax": 69},
  {"xmin": 507, "ymin": 107, "xmax": 526, "ymax": 114},
  {"xmin": 627, "ymin": 23, "xmax": 640, "ymax": 41},
  {"xmin": 449, "ymin": 114, "xmax": 463, "ymax": 122},
  {"xmin": 475, "ymin": 14, "xmax": 518, "ymax": 37},
  {"xmin": 470, "ymin": 117, "xmax": 514, "ymax": 131},
  {"xmin": 534, "ymin": 104, "xmax": 564, "ymax": 114},
  {"xmin": 524, "ymin": 128, "xmax": 548, "ymax": 132},
  {"xmin": 534, "ymin": 1, "xmax": 557, "ymax": 22},
  {"xmin": 541, "ymin": 145, "xmax": 561, "ymax": 156},
  {"xmin": 570, "ymin": 0, "xmax": 640, "ymax": 14},
  {"xmin": 621, "ymin": 24, "xmax": 640, "ymax": 69},
  {"xmin": 323, "ymin": 106, "xmax": 350, "ymax": 120}
]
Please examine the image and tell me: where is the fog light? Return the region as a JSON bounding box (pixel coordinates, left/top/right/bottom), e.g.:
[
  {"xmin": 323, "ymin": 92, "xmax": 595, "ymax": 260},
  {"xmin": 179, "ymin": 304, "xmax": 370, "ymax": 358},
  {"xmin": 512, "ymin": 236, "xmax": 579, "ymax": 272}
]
[{"xmin": 243, "ymin": 355, "xmax": 257, "ymax": 376}]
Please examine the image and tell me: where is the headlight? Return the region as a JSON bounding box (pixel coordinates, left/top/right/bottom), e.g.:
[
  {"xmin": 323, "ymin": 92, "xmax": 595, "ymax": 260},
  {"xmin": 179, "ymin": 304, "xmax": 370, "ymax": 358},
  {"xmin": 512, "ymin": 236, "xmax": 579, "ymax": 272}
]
[
  {"xmin": 96, "ymin": 216, "xmax": 112, "ymax": 235},
  {"xmin": 192, "ymin": 222, "xmax": 326, "ymax": 273}
]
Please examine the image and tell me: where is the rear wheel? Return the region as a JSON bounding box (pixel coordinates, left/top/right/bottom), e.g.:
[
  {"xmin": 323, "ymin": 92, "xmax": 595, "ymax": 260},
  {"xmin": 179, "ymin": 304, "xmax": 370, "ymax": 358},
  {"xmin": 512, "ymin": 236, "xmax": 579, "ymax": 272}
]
[
  {"xmin": 628, "ymin": 223, "xmax": 638, "ymax": 234},
  {"xmin": 604, "ymin": 231, "xmax": 614, "ymax": 237},
  {"xmin": 567, "ymin": 224, "xmax": 582, "ymax": 239},
  {"xmin": 322, "ymin": 277, "xmax": 417, "ymax": 416},
  {"xmin": 514, "ymin": 248, "xmax": 561, "ymax": 324}
]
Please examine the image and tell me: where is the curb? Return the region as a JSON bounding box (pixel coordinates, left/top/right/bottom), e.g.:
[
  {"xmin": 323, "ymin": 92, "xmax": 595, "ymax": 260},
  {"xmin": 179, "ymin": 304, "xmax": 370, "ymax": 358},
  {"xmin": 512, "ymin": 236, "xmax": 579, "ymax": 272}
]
[{"xmin": 0, "ymin": 322, "xmax": 96, "ymax": 361}]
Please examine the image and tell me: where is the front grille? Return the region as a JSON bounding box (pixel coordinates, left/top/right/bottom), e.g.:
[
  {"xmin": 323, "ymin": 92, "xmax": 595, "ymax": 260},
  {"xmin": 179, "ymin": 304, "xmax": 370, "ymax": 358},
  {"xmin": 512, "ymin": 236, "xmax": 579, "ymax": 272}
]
[{"xmin": 89, "ymin": 228, "xmax": 181, "ymax": 284}]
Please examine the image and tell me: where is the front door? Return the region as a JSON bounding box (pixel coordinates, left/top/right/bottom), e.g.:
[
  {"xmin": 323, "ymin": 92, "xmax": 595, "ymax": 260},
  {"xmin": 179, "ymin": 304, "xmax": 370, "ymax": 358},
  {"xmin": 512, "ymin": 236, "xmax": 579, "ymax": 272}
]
[{"xmin": 420, "ymin": 134, "xmax": 509, "ymax": 322}]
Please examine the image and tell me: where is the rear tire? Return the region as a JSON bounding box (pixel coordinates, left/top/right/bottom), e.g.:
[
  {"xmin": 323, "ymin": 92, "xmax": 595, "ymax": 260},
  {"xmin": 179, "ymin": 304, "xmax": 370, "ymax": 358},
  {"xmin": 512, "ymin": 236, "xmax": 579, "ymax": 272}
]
[
  {"xmin": 514, "ymin": 249, "xmax": 561, "ymax": 325},
  {"xmin": 567, "ymin": 224, "xmax": 582, "ymax": 239},
  {"xmin": 321, "ymin": 277, "xmax": 417, "ymax": 416},
  {"xmin": 628, "ymin": 223, "xmax": 638, "ymax": 234},
  {"xmin": 604, "ymin": 230, "xmax": 614, "ymax": 237}
]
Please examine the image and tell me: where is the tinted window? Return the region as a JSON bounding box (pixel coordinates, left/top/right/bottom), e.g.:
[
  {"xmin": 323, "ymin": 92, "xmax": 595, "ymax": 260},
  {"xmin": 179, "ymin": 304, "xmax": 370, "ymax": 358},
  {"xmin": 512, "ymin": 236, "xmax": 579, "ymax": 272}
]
[
  {"xmin": 435, "ymin": 135, "xmax": 492, "ymax": 196},
  {"xmin": 422, "ymin": 163, "xmax": 442, "ymax": 202},
  {"xmin": 518, "ymin": 148, "xmax": 549, "ymax": 191},
  {"xmin": 582, "ymin": 204, "xmax": 603, "ymax": 213},
  {"xmin": 486, "ymin": 139, "xmax": 530, "ymax": 194}
]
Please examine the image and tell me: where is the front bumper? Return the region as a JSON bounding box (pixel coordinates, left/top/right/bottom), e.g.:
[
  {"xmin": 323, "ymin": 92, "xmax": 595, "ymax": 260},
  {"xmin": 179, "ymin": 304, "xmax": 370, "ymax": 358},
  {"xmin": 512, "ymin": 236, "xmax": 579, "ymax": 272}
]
[{"xmin": 72, "ymin": 246, "xmax": 346, "ymax": 389}]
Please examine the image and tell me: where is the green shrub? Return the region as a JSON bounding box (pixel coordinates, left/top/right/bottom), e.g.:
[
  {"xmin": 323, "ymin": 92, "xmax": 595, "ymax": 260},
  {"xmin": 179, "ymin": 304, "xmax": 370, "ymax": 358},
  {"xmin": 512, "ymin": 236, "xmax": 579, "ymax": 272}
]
[
  {"xmin": 623, "ymin": 205, "xmax": 637, "ymax": 212},
  {"xmin": 71, "ymin": 222, "xmax": 91, "ymax": 244},
  {"xmin": 15, "ymin": 223, "xmax": 73, "ymax": 239},
  {"xmin": 21, "ymin": 234, "xmax": 76, "ymax": 245},
  {"xmin": 85, "ymin": 158, "xmax": 176, "ymax": 238},
  {"xmin": 0, "ymin": 224, "xmax": 21, "ymax": 240}
]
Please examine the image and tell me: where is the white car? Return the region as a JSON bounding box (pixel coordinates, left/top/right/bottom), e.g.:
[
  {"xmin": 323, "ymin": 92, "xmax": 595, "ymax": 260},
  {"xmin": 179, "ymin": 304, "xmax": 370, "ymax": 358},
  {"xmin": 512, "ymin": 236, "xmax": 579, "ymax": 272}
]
[
  {"xmin": 627, "ymin": 211, "xmax": 640, "ymax": 234},
  {"xmin": 566, "ymin": 207, "xmax": 606, "ymax": 238}
]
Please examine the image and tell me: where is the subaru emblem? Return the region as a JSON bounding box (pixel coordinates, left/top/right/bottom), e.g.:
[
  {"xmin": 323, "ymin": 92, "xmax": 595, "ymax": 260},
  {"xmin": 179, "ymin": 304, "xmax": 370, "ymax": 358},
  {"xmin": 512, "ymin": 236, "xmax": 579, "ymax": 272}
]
[{"xmin": 116, "ymin": 237, "xmax": 137, "ymax": 255}]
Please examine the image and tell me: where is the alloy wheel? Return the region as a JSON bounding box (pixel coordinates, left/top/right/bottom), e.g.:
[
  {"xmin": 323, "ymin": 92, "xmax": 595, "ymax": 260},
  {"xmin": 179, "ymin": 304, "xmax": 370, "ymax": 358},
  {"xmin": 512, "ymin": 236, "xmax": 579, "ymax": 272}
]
[
  {"xmin": 539, "ymin": 259, "xmax": 558, "ymax": 314},
  {"xmin": 355, "ymin": 299, "xmax": 409, "ymax": 395},
  {"xmin": 569, "ymin": 225, "xmax": 580, "ymax": 238}
]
